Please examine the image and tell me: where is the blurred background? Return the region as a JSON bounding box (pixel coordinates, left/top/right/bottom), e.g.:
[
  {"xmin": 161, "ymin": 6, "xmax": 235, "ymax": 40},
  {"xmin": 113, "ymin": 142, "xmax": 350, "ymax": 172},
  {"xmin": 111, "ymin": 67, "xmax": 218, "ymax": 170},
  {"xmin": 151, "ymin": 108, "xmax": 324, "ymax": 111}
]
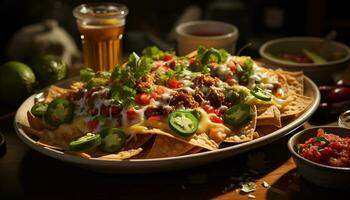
[{"xmin": 1, "ymin": 0, "xmax": 350, "ymax": 62}]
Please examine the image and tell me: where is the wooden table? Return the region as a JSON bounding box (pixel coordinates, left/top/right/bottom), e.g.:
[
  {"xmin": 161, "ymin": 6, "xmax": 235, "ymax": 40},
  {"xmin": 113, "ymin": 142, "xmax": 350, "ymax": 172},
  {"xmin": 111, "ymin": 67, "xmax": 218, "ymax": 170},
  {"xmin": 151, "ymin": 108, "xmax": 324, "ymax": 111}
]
[{"xmin": 0, "ymin": 116, "xmax": 347, "ymax": 200}]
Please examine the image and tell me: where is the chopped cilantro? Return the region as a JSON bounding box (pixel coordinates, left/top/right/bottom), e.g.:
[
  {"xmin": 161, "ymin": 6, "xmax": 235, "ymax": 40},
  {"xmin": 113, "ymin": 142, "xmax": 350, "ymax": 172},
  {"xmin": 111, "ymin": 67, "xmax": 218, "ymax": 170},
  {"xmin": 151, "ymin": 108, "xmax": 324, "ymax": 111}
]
[
  {"xmin": 80, "ymin": 68, "xmax": 95, "ymax": 82},
  {"xmin": 142, "ymin": 46, "xmax": 165, "ymax": 60},
  {"xmin": 241, "ymin": 182, "xmax": 256, "ymax": 193},
  {"xmin": 238, "ymin": 58, "xmax": 254, "ymax": 83},
  {"xmin": 111, "ymin": 85, "xmax": 136, "ymax": 107}
]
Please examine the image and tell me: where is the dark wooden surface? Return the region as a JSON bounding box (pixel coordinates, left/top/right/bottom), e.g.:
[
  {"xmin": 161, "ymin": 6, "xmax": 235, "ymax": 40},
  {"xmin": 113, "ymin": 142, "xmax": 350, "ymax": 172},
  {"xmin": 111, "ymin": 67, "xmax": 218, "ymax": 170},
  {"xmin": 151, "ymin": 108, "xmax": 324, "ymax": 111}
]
[{"xmin": 0, "ymin": 117, "xmax": 347, "ymax": 200}]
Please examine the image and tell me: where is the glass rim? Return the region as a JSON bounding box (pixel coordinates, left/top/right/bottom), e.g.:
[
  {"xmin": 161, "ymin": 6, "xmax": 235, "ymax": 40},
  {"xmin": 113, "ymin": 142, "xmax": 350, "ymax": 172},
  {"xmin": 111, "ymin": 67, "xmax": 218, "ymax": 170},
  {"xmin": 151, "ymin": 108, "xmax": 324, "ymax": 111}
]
[
  {"xmin": 73, "ymin": 2, "xmax": 128, "ymax": 20},
  {"xmin": 338, "ymin": 110, "xmax": 350, "ymax": 128}
]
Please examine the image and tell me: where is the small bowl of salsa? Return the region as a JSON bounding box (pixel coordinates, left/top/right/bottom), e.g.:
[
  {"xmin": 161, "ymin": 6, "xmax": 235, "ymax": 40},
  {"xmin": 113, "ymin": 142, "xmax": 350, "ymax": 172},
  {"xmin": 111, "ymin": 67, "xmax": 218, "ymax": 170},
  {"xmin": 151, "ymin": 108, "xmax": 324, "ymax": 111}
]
[
  {"xmin": 288, "ymin": 126, "xmax": 350, "ymax": 189},
  {"xmin": 259, "ymin": 37, "xmax": 350, "ymax": 84}
]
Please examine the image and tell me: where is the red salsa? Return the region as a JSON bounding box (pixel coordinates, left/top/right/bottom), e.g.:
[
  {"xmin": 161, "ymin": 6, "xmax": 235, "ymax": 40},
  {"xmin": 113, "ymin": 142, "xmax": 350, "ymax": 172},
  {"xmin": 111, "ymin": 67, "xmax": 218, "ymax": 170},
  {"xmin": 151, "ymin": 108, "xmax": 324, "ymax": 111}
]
[{"xmin": 294, "ymin": 129, "xmax": 350, "ymax": 167}]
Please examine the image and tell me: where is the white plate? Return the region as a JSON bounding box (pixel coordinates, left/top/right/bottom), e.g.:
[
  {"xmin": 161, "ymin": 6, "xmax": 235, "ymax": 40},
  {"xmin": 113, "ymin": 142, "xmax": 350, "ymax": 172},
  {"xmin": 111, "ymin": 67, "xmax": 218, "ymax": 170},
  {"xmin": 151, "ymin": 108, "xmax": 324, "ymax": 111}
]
[{"xmin": 14, "ymin": 76, "xmax": 320, "ymax": 173}]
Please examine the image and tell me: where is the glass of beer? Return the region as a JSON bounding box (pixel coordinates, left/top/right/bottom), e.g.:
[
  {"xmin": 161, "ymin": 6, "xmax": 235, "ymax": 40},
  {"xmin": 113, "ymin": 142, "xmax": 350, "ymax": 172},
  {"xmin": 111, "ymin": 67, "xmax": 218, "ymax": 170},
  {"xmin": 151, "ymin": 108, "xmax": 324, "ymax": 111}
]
[{"xmin": 73, "ymin": 3, "xmax": 128, "ymax": 71}]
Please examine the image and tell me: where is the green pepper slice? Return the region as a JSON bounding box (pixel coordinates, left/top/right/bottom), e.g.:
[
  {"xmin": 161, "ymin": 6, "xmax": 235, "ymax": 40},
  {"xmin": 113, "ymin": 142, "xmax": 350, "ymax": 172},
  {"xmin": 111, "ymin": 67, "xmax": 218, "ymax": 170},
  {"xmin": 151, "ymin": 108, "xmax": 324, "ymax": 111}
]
[
  {"xmin": 250, "ymin": 87, "xmax": 272, "ymax": 101},
  {"xmin": 69, "ymin": 133, "xmax": 101, "ymax": 151},
  {"xmin": 201, "ymin": 48, "xmax": 222, "ymax": 64},
  {"xmin": 169, "ymin": 111, "xmax": 198, "ymax": 137},
  {"xmin": 99, "ymin": 128, "xmax": 126, "ymax": 153},
  {"xmin": 44, "ymin": 98, "xmax": 74, "ymax": 127},
  {"xmin": 223, "ymin": 103, "xmax": 252, "ymax": 127},
  {"xmin": 31, "ymin": 102, "xmax": 48, "ymax": 117}
]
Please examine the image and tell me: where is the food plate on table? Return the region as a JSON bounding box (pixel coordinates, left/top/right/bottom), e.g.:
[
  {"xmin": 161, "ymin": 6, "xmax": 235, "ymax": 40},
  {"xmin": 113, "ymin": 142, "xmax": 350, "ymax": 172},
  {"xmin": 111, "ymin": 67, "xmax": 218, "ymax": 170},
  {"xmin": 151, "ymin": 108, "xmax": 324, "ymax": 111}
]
[{"xmin": 14, "ymin": 47, "xmax": 320, "ymax": 173}]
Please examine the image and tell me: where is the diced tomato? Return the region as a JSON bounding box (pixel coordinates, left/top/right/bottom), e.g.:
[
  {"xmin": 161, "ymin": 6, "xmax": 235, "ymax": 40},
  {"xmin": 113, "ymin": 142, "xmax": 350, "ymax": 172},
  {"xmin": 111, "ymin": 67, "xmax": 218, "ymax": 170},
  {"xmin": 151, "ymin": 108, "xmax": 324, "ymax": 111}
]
[
  {"xmin": 161, "ymin": 66, "xmax": 170, "ymax": 72},
  {"xmin": 135, "ymin": 93, "xmax": 151, "ymax": 105},
  {"xmin": 155, "ymin": 86, "xmax": 166, "ymax": 95},
  {"xmin": 209, "ymin": 63, "xmax": 219, "ymax": 69},
  {"xmin": 189, "ymin": 58, "xmax": 197, "ymax": 65},
  {"xmin": 228, "ymin": 63, "xmax": 236, "ymax": 71},
  {"xmin": 127, "ymin": 107, "xmax": 137, "ymax": 120},
  {"xmin": 111, "ymin": 105, "xmax": 121, "ymax": 115},
  {"xmin": 163, "ymin": 54, "xmax": 173, "ymax": 61},
  {"xmin": 209, "ymin": 128, "xmax": 223, "ymax": 142},
  {"xmin": 211, "ymin": 115, "xmax": 223, "ymax": 123},
  {"xmin": 202, "ymin": 103, "xmax": 214, "ymax": 113},
  {"xmin": 90, "ymin": 108, "xmax": 98, "ymax": 116},
  {"xmin": 147, "ymin": 115, "xmax": 161, "ymax": 122},
  {"xmin": 151, "ymin": 86, "xmax": 166, "ymax": 100},
  {"xmin": 101, "ymin": 105, "xmax": 110, "ymax": 117},
  {"xmin": 168, "ymin": 60, "xmax": 176, "ymax": 69},
  {"xmin": 168, "ymin": 78, "xmax": 182, "ymax": 89},
  {"xmin": 87, "ymin": 119, "xmax": 99, "ymax": 131}
]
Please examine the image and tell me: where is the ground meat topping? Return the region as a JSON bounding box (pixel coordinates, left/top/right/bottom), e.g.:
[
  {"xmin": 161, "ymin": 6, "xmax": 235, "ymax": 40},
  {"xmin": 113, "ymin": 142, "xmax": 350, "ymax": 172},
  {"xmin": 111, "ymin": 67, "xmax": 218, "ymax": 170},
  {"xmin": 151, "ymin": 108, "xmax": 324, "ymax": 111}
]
[{"xmin": 169, "ymin": 91, "xmax": 199, "ymax": 109}]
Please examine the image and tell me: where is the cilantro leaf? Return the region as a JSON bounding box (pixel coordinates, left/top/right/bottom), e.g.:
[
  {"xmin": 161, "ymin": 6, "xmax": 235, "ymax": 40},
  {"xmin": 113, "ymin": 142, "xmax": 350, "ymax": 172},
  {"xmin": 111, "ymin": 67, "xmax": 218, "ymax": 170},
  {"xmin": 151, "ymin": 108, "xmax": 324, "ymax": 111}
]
[
  {"xmin": 111, "ymin": 65, "xmax": 129, "ymax": 82},
  {"xmin": 142, "ymin": 46, "xmax": 165, "ymax": 60},
  {"xmin": 241, "ymin": 182, "xmax": 256, "ymax": 193},
  {"xmin": 134, "ymin": 57, "xmax": 152, "ymax": 80},
  {"xmin": 80, "ymin": 68, "xmax": 95, "ymax": 82},
  {"xmin": 238, "ymin": 58, "xmax": 254, "ymax": 83},
  {"xmin": 111, "ymin": 85, "xmax": 136, "ymax": 107}
]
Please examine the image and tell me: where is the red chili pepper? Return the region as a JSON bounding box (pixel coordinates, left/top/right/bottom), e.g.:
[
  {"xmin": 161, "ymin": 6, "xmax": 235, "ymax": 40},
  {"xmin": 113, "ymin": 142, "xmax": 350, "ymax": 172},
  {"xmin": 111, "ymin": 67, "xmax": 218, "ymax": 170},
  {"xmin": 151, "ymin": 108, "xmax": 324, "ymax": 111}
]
[
  {"xmin": 211, "ymin": 115, "xmax": 223, "ymax": 123},
  {"xmin": 135, "ymin": 93, "xmax": 151, "ymax": 105},
  {"xmin": 87, "ymin": 119, "xmax": 99, "ymax": 131},
  {"xmin": 168, "ymin": 78, "xmax": 182, "ymax": 89},
  {"xmin": 147, "ymin": 115, "xmax": 161, "ymax": 122},
  {"xmin": 163, "ymin": 54, "xmax": 173, "ymax": 61},
  {"xmin": 127, "ymin": 107, "xmax": 137, "ymax": 120}
]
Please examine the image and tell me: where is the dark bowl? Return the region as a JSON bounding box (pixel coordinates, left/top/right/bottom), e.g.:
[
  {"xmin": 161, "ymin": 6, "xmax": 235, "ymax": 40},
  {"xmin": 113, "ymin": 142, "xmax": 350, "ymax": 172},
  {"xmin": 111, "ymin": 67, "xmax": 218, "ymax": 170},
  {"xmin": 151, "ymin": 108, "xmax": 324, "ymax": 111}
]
[
  {"xmin": 259, "ymin": 37, "xmax": 350, "ymax": 84},
  {"xmin": 288, "ymin": 126, "xmax": 350, "ymax": 189}
]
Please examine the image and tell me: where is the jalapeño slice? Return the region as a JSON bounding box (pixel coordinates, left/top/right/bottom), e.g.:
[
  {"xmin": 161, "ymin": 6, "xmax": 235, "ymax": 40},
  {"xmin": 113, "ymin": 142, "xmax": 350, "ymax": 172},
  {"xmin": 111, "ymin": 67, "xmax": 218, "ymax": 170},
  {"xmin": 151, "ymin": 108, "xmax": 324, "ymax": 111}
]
[
  {"xmin": 169, "ymin": 111, "xmax": 198, "ymax": 137},
  {"xmin": 99, "ymin": 128, "xmax": 126, "ymax": 153},
  {"xmin": 201, "ymin": 48, "xmax": 222, "ymax": 64},
  {"xmin": 223, "ymin": 103, "xmax": 252, "ymax": 127},
  {"xmin": 31, "ymin": 102, "xmax": 48, "ymax": 117},
  {"xmin": 69, "ymin": 133, "xmax": 101, "ymax": 151},
  {"xmin": 250, "ymin": 87, "xmax": 272, "ymax": 101},
  {"xmin": 44, "ymin": 98, "xmax": 74, "ymax": 127}
]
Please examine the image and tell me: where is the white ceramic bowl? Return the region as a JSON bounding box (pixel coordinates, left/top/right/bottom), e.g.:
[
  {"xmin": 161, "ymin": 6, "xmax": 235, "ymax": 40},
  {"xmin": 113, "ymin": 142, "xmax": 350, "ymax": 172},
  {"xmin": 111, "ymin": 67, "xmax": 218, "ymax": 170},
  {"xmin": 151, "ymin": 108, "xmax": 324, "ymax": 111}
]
[
  {"xmin": 175, "ymin": 20, "xmax": 239, "ymax": 56},
  {"xmin": 288, "ymin": 126, "xmax": 350, "ymax": 189},
  {"xmin": 259, "ymin": 37, "xmax": 350, "ymax": 84}
]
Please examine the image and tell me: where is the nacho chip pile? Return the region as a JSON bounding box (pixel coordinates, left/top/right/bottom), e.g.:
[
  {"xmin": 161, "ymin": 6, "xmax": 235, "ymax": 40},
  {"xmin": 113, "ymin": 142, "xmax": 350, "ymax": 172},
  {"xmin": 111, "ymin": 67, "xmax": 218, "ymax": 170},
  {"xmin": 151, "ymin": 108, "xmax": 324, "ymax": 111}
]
[{"xmin": 19, "ymin": 47, "xmax": 313, "ymax": 160}]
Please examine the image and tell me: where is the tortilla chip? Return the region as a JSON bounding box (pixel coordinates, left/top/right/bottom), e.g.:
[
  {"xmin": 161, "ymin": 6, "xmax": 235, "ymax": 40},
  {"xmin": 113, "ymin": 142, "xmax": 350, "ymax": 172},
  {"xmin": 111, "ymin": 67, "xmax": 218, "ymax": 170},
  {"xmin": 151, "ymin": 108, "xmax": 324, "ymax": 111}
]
[
  {"xmin": 281, "ymin": 94, "xmax": 313, "ymax": 118},
  {"xmin": 124, "ymin": 134, "xmax": 153, "ymax": 150},
  {"xmin": 255, "ymin": 126, "xmax": 279, "ymax": 137},
  {"xmin": 184, "ymin": 147, "xmax": 203, "ymax": 155},
  {"xmin": 27, "ymin": 111, "xmax": 44, "ymax": 131},
  {"xmin": 64, "ymin": 151, "xmax": 91, "ymax": 159},
  {"xmin": 276, "ymin": 69, "xmax": 304, "ymax": 95},
  {"xmin": 224, "ymin": 106, "xmax": 257, "ymax": 143},
  {"xmin": 257, "ymin": 105, "xmax": 282, "ymax": 127},
  {"xmin": 136, "ymin": 127, "xmax": 220, "ymax": 151},
  {"xmin": 39, "ymin": 121, "xmax": 86, "ymax": 150},
  {"xmin": 96, "ymin": 148, "xmax": 143, "ymax": 160},
  {"xmin": 18, "ymin": 123, "xmax": 44, "ymax": 138},
  {"xmin": 44, "ymin": 85, "xmax": 73, "ymax": 103},
  {"xmin": 147, "ymin": 135, "xmax": 195, "ymax": 158}
]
